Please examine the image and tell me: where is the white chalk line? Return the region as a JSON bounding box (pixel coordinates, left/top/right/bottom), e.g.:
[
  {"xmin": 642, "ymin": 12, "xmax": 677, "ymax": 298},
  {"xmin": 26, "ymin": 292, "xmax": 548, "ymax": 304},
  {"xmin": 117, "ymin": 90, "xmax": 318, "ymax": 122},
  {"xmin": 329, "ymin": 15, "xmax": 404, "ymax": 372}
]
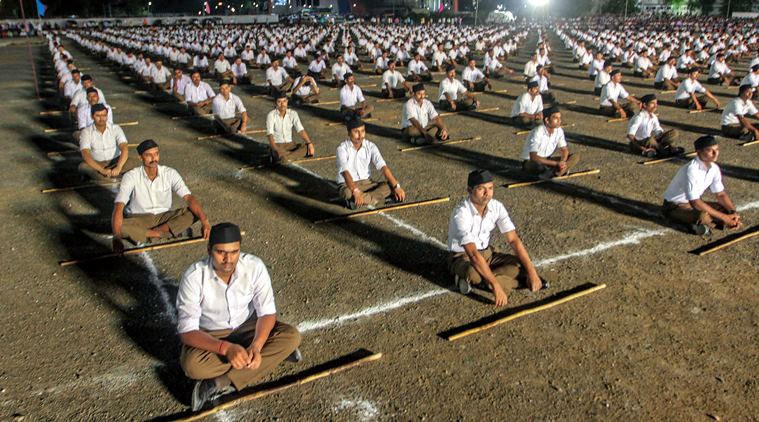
[
  {"xmin": 139, "ymin": 252, "xmax": 178, "ymax": 325},
  {"xmin": 334, "ymin": 398, "xmax": 380, "ymax": 421}
]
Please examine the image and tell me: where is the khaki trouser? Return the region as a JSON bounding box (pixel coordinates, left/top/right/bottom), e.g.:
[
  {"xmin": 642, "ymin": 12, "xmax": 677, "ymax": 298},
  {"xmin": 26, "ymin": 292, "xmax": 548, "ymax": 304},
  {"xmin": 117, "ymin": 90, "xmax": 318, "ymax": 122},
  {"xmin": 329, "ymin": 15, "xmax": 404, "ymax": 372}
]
[
  {"xmin": 522, "ymin": 153, "xmax": 580, "ymax": 175},
  {"xmin": 77, "ymin": 157, "xmax": 120, "ymax": 181},
  {"xmin": 675, "ymin": 95, "xmax": 709, "ymax": 109},
  {"xmin": 340, "ymin": 104, "xmax": 374, "ymax": 120},
  {"xmin": 401, "ymin": 125, "xmax": 441, "ymax": 144},
  {"xmin": 189, "ymin": 102, "xmax": 212, "ymax": 116},
  {"xmin": 215, "ymin": 116, "xmax": 243, "ymax": 134},
  {"xmin": 630, "ymin": 129, "xmax": 679, "ymax": 153},
  {"xmin": 447, "ymin": 246, "xmax": 525, "ymax": 293},
  {"xmin": 721, "ymin": 124, "xmax": 751, "ymax": 139},
  {"xmin": 271, "ymin": 142, "xmax": 306, "ymax": 164},
  {"xmin": 438, "ymin": 98, "xmax": 476, "ymax": 112},
  {"xmin": 121, "ymin": 207, "xmax": 196, "ymax": 244},
  {"xmin": 381, "ymin": 87, "xmax": 407, "ymax": 98},
  {"xmin": 291, "ymin": 93, "xmax": 319, "ymax": 104},
  {"xmin": 599, "ymin": 103, "xmax": 634, "ymax": 118},
  {"xmin": 512, "ymin": 115, "xmax": 539, "ymax": 129},
  {"xmin": 269, "ymin": 81, "xmax": 293, "ymax": 97},
  {"xmin": 152, "ymin": 80, "xmax": 170, "ymax": 91},
  {"xmin": 338, "ymin": 179, "xmax": 392, "ymax": 207},
  {"xmin": 662, "ymin": 200, "xmax": 725, "ymax": 227},
  {"xmin": 654, "ymin": 79, "xmax": 677, "ymax": 90},
  {"xmin": 180, "ymin": 319, "xmax": 301, "ymax": 391}
]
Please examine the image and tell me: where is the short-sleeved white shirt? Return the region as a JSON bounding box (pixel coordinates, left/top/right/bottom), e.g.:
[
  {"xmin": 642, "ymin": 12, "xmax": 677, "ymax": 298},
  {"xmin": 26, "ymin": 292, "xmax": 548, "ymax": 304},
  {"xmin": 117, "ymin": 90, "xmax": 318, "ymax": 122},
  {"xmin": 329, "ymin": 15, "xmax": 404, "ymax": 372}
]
[
  {"xmin": 335, "ymin": 139, "xmax": 387, "ymax": 184},
  {"xmin": 627, "ymin": 111, "xmax": 663, "ymax": 140},
  {"xmin": 655, "ymin": 64, "xmax": 678, "ymax": 83},
  {"xmin": 266, "ymin": 108, "xmax": 304, "ymax": 144},
  {"xmin": 401, "ymin": 98, "xmax": 438, "ymax": 129},
  {"xmin": 600, "ymin": 81, "xmax": 630, "ymax": 106},
  {"xmin": 339, "ymin": 84, "xmax": 366, "ymax": 108},
  {"xmin": 438, "ymin": 77, "xmax": 467, "ymax": 101},
  {"xmin": 663, "ymin": 157, "xmax": 724, "ymax": 204},
  {"xmin": 447, "ymin": 197, "xmax": 516, "ymax": 253},
  {"xmin": 184, "ymin": 81, "xmax": 215, "ymax": 104},
  {"xmin": 675, "ymin": 78, "xmax": 706, "ymax": 100},
  {"xmin": 79, "ymin": 123, "xmax": 127, "ymax": 162},
  {"xmin": 114, "ymin": 165, "xmax": 191, "ymax": 215},
  {"xmin": 511, "ymin": 92, "xmax": 543, "ymax": 117},
  {"xmin": 176, "ymin": 254, "xmax": 277, "ymax": 334},
  {"xmin": 266, "ymin": 66, "xmax": 289, "ymax": 86},
  {"xmin": 212, "ymin": 93, "xmax": 246, "ymax": 119},
  {"xmin": 332, "ymin": 62, "xmax": 351, "ymax": 81},
  {"xmin": 77, "ymin": 103, "xmax": 113, "ymax": 130},
  {"xmin": 721, "ymin": 97, "xmax": 758, "ymax": 126},
  {"xmin": 381, "ymin": 69, "xmax": 405, "ymax": 89},
  {"xmin": 462, "ymin": 66, "xmax": 485, "ymax": 83},
  {"xmin": 520, "ymin": 125, "xmax": 567, "ymax": 160}
]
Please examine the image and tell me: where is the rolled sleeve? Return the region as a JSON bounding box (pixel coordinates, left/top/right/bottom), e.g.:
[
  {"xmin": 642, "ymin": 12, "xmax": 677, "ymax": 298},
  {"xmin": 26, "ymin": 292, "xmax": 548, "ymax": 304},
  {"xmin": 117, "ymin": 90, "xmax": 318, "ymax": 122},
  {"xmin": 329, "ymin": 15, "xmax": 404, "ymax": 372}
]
[
  {"xmin": 235, "ymin": 96, "xmax": 247, "ymax": 113},
  {"xmin": 709, "ymin": 170, "xmax": 725, "ymax": 194},
  {"xmin": 114, "ymin": 125, "xmax": 128, "ymax": 145},
  {"xmin": 169, "ymin": 168, "xmax": 192, "ymax": 198},
  {"xmin": 79, "ymin": 129, "xmax": 93, "ymax": 151},
  {"xmin": 292, "ymin": 111, "xmax": 304, "ymax": 133},
  {"xmin": 556, "ymin": 129, "xmax": 567, "ymax": 149},
  {"xmin": 176, "ymin": 271, "xmax": 203, "ymax": 334},
  {"xmin": 250, "ymin": 264, "xmax": 277, "ymax": 317},
  {"xmin": 453, "ymin": 211, "xmax": 478, "ymax": 247},
  {"xmin": 370, "ymin": 145, "xmax": 387, "ymax": 171},
  {"xmin": 114, "ymin": 172, "xmax": 135, "ymax": 204},
  {"xmin": 336, "ymin": 146, "xmax": 351, "ymax": 177},
  {"xmin": 494, "ymin": 204, "xmax": 516, "ymax": 234},
  {"xmin": 265, "ymin": 112, "xmax": 276, "ymax": 136}
]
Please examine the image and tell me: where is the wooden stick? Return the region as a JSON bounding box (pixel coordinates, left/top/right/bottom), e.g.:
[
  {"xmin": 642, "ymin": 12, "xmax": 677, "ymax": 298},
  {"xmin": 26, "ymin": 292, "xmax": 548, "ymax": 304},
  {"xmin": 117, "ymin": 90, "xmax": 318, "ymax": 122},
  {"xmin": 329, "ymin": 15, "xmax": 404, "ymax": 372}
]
[
  {"xmin": 503, "ymin": 168, "xmax": 600, "ymax": 189},
  {"xmin": 606, "ymin": 117, "xmax": 628, "ymax": 123},
  {"xmin": 325, "ymin": 117, "xmax": 378, "ymax": 127},
  {"xmin": 41, "ymin": 180, "xmax": 119, "ymax": 193},
  {"xmin": 238, "ymin": 154, "xmax": 337, "ymax": 170},
  {"xmin": 171, "ymin": 114, "xmax": 213, "ymax": 120},
  {"xmin": 47, "ymin": 143, "xmax": 139, "ymax": 157},
  {"xmin": 659, "ymin": 90, "xmax": 676, "ymax": 94},
  {"xmin": 564, "ymin": 100, "xmax": 577, "ymax": 105},
  {"xmin": 445, "ymin": 284, "xmax": 607, "ymax": 341},
  {"xmin": 376, "ymin": 97, "xmax": 407, "ymax": 103},
  {"xmin": 314, "ymin": 196, "xmax": 450, "ymax": 224},
  {"xmin": 133, "ymin": 90, "xmax": 148, "ymax": 94},
  {"xmin": 688, "ymin": 108, "xmax": 721, "ymax": 114},
  {"xmin": 639, "ymin": 151, "xmax": 697, "ymax": 165},
  {"xmin": 60, "ymin": 236, "xmax": 202, "ymax": 267},
  {"xmin": 494, "ymin": 89, "xmax": 509, "ymax": 93},
  {"xmin": 173, "ymin": 352, "xmax": 383, "ymax": 422},
  {"xmin": 196, "ymin": 129, "xmax": 266, "ymax": 140},
  {"xmin": 739, "ymin": 139, "xmax": 759, "ymax": 147},
  {"xmin": 398, "ymin": 136, "xmax": 481, "ymax": 152},
  {"xmin": 693, "ymin": 225, "xmax": 759, "ymax": 256},
  {"xmin": 43, "ymin": 121, "xmax": 139, "ymax": 134},
  {"xmin": 439, "ymin": 106, "xmax": 499, "ymax": 117}
]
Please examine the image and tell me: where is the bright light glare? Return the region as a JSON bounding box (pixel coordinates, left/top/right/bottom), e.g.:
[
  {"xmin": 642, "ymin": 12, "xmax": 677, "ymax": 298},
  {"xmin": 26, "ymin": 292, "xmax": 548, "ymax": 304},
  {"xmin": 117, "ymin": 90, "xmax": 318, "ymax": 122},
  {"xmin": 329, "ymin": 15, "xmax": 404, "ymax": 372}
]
[{"xmin": 530, "ymin": 0, "xmax": 549, "ymax": 6}]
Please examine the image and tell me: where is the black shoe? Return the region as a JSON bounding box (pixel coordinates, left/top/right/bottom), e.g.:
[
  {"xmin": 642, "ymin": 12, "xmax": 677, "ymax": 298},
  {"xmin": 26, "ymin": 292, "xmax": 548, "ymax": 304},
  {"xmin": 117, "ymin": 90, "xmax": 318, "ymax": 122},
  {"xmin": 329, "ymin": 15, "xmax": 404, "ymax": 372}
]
[
  {"xmin": 345, "ymin": 199, "xmax": 357, "ymax": 210},
  {"xmin": 644, "ymin": 150, "xmax": 657, "ymax": 158},
  {"xmin": 739, "ymin": 132, "xmax": 755, "ymax": 141},
  {"xmin": 690, "ymin": 224, "xmax": 711, "ymax": 236},
  {"xmin": 670, "ymin": 146, "xmax": 685, "ymax": 156},
  {"xmin": 285, "ymin": 348, "xmax": 302, "ymax": 363},
  {"xmin": 191, "ymin": 379, "xmax": 235, "ymax": 412}
]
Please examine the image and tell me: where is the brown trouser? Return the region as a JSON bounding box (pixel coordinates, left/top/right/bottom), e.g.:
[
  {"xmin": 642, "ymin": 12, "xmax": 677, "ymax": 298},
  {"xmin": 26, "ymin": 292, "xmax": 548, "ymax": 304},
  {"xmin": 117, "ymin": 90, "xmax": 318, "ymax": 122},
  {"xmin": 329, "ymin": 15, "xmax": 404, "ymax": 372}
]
[
  {"xmin": 381, "ymin": 87, "xmax": 407, "ymax": 98},
  {"xmin": 271, "ymin": 142, "xmax": 306, "ymax": 163},
  {"xmin": 152, "ymin": 81, "xmax": 170, "ymax": 91},
  {"xmin": 269, "ymin": 81, "xmax": 293, "ymax": 97},
  {"xmin": 599, "ymin": 103, "xmax": 634, "ymax": 118},
  {"xmin": 215, "ymin": 116, "xmax": 243, "ymax": 134},
  {"xmin": 447, "ymin": 246, "xmax": 525, "ymax": 293},
  {"xmin": 338, "ymin": 179, "xmax": 391, "ymax": 207},
  {"xmin": 675, "ymin": 95, "xmax": 709, "ymax": 109},
  {"xmin": 522, "ymin": 153, "xmax": 580, "ymax": 175},
  {"xmin": 721, "ymin": 124, "xmax": 751, "ymax": 139},
  {"xmin": 77, "ymin": 157, "xmax": 120, "ymax": 181},
  {"xmin": 407, "ymin": 72, "xmax": 433, "ymax": 82},
  {"xmin": 189, "ymin": 102, "xmax": 212, "ymax": 116},
  {"xmin": 540, "ymin": 91, "xmax": 556, "ymax": 105},
  {"xmin": 512, "ymin": 115, "xmax": 539, "ymax": 129},
  {"xmin": 662, "ymin": 200, "xmax": 725, "ymax": 227},
  {"xmin": 438, "ymin": 98, "xmax": 475, "ymax": 112},
  {"xmin": 340, "ymin": 104, "xmax": 374, "ymax": 120},
  {"xmin": 467, "ymin": 81, "xmax": 488, "ymax": 92},
  {"xmin": 291, "ymin": 93, "xmax": 319, "ymax": 104},
  {"xmin": 121, "ymin": 207, "xmax": 196, "ymax": 244},
  {"xmin": 180, "ymin": 319, "xmax": 301, "ymax": 391},
  {"xmin": 630, "ymin": 129, "xmax": 679, "ymax": 153},
  {"xmin": 654, "ymin": 80, "xmax": 678, "ymax": 90},
  {"xmin": 402, "ymin": 125, "xmax": 441, "ymax": 144}
]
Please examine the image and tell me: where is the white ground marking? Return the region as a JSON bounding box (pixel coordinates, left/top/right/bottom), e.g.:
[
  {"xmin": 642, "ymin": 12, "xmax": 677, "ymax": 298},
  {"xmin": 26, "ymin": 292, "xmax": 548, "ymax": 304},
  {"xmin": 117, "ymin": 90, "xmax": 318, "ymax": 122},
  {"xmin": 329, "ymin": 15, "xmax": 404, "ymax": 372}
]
[
  {"xmin": 139, "ymin": 252, "xmax": 178, "ymax": 325},
  {"xmin": 334, "ymin": 398, "xmax": 380, "ymax": 421}
]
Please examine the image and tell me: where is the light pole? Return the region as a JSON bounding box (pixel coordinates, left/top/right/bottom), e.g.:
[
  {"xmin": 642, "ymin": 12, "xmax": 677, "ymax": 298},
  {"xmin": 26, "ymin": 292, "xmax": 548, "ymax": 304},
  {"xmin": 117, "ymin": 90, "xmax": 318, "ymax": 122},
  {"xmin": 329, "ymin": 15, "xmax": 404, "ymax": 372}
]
[
  {"xmin": 147, "ymin": 1, "xmax": 152, "ymax": 15},
  {"xmin": 726, "ymin": 0, "xmax": 732, "ymax": 18},
  {"xmin": 624, "ymin": 0, "xmax": 628, "ymax": 19}
]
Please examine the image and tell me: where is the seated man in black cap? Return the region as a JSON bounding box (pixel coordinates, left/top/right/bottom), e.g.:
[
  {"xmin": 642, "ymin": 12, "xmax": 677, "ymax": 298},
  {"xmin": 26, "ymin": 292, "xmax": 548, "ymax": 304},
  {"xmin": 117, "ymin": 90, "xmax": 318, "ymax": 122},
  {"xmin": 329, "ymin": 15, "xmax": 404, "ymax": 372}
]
[
  {"xmin": 662, "ymin": 135, "xmax": 741, "ymax": 236},
  {"xmin": 437, "ymin": 65, "xmax": 479, "ymax": 112},
  {"xmin": 510, "ymin": 80, "xmax": 543, "ymax": 129},
  {"xmin": 720, "ymin": 84, "xmax": 759, "ymax": 141},
  {"xmin": 336, "ymin": 118, "xmax": 406, "ymax": 209},
  {"xmin": 111, "ymin": 140, "xmax": 212, "ymax": 252},
  {"xmin": 520, "ymin": 107, "xmax": 579, "ymax": 178},
  {"xmin": 265, "ymin": 92, "xmax": 315, "ymax": 165},
  {"xmin": 177, "ymin": 222, "xmax": 302, "ymax": 411},
  {"xmin": 599, "ymin": 70, "xmax": 639, "ymax": 119},
  {"xmin": 339, "ymin": 73, "xmax": 374, "ymax": 121},
  {"xmin": 674, "ymin": 67, "xmax": 720, "ymax": 111},
  {"xmin": 447, "ymin": 169, "xmax": 543, "ymax": 307},
  {"xmin": 212, "ymin": 80, "xmax": 249, "ymax": 134},
  {"xmin": 400, "ymin": 83, "xmax": 449, "ymax": 144},
  {"xmin": 78, "ymin": 103, "xmax": 129, "ymax": 180},
  {"xmin": 627, "ymin": 94, "xmax": 682, "ymax": 158}
]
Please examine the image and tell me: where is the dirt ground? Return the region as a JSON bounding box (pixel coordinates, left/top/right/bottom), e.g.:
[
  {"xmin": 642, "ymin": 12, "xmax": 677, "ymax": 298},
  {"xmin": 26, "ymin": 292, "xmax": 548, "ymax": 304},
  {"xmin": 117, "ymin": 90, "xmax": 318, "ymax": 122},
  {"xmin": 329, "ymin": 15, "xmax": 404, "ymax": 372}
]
[{"xmin": 0, "ymin": 31, "xmax": 757, "ymax": 422}]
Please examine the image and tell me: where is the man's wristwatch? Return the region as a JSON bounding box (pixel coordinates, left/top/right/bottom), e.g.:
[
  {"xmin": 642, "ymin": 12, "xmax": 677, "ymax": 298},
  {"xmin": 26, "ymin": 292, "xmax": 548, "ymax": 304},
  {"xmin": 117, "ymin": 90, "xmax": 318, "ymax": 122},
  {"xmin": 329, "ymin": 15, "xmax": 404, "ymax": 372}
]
[{"xmin": 393, "ymin": 183, "xmax": 401, "ymax": 190}]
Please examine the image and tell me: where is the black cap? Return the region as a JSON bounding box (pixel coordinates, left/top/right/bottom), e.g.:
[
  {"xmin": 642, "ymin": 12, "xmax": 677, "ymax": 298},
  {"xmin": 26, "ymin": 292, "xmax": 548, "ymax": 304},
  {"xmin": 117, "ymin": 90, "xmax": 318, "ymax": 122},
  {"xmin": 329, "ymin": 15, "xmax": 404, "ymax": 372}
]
[
  {"xmin": 219, "ymin": 79, "xmax": 232, "ymax": 87},
  {"xmin": 137, "ymin": 139, "xmax": 159, "ymax": 155},
  {"xmin": 445, "ymin": 64, "xmax": 456, "ymax": 72},
  {"xmin": 412, "ymin": 83, "xmax": 425, "ymax": 93},
  {"xmin": 343, "ymin": 72, "xmax": 353, "ymax": 79},
  {"xmin": 90, "ymin": 103, "xmax": 107, "ymax": 116},
  {"xmin": 610, "ymin": 69, "xmax": 622, "ymax": 77},
  {"xmin": 739, "ymin": 84, "xmax": 754, "ymax": 95},
  {"xmin": 688, "ymin": 66, "xmax": 701, "ymax": 74},
  {"xmin": 467, "ymin": 169, "xmax": 494, "ymax": 188},
  {"xmin": 751, "ymin": 64, "xmax": 759, "ymax": 72},
  {"xmin": 274, "ymin": 90, "xmax": 288, "ymax": 100},
  {"xmin": 209, "ymin": 222, "xmax": 242, "ymax": 247},
  {"xmin": 81, "ymin": 74, "xmax": 93, "ymax": 81},
  {"xmin": 527, "ymin": 80, "xmax": 539, "ymax": 89},
  {"xmin": 85, "ymin": 87, "xmax": 98, "ymax": 95},
  {"xmin": 544, "ymin": 106, "xmax": 560, "ymax": 118},
  {"xmin": 71, "ymin": 69, "xmax": 81, "ymax": 75},
  {"xmin": 694, "ymin": 135, "xmax": 718, "ymax": 151},
  {"xmin": 346, "ymin": 117, "xmax": 365, "ymax": 131},
  {"xmin": 640, "ymin": 94, "xmax": 657, "ymax": 103}
]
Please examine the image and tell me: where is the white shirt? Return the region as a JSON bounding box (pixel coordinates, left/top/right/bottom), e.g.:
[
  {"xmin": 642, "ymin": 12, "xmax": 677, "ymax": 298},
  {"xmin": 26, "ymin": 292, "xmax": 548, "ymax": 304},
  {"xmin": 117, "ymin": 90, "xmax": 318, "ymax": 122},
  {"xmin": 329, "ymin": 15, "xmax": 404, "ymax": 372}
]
[
  {"xmin": 523, "ymin": 60, "xmax": 538, "ymax": 78},
  {"xmin": 594, "ymin": 70, "xmax": 610, "ymax": 89},
  {"xmin": 655, "ymin": 64, "xmax": 678, "ymax": 82},
  {"xmin": 511, "ymin": 92, "xmax": 543, "ymax": 117},
  {"xmin": 740, "ymin": 72, "xmax": 758, "ymax": 88},
  {"xmin": 213, "ymin": 59, "xmax": 231, "ymax": 73},
  {"xmin": 176, "ymin": 254, "xmax": 277, "ymax": 334},
  {"xmin": 266, "ymin": 108, "xmax": 304, "ymax": 144},
  {"xmin": 79, "ymin": 123, "xmax": 126, "ymax": 162},
  {"xmin": 266, "ymin": 66, "xmax": 289, "ymax": 86},
  {"xmin": 170, "ymin": 75, "xmax": 192, "ymax": 95},
  {"xmin": 401, "ymin": 98, "xmax": 438, "ymax": 129},
  {"xmin": 600, "ymin": 81, "xmax": 630, "ymax": 106},
  {"xmin": 447, "ymin": 197, "xmax": 515, "ymax": 253},
  {"xmin": 663, "ymin": 157, "xmax": 724, "ymax": 204},
  {"xmin": 212, "ymin": 93, "xmax": 246, "ymax": 119},
  {"xmin": 114, "ymin": 165, "xmax": 191, "ymax": 215},
  {"xmin": 438, "ymin": 77, "xmax": 467, "ymax": 101},
  {"xmin": 339, "ymin": 84, "xmax": 366, "ymax": 108},
  {"xmin": 332, "ymin": 62, "xmax": 351, "ymax": 81},
  {"xmin": 77, "ymin": 103, "xmax": 113, "ymax": 130},
  {"xmin": 627, "ymin": 111, "xmax": 663, "ymax": 140},
  {"xmin": 462, "ymin": 66, "xmax": 485, "ymax": 83},
  {"xmin": 708, "ymin": 60, "xmax": 731, "ymax": 79},
  {"xmin": 520, "ymin": 125, "xmax": 567, "ymax": 160},
  {"xmin": 407, "ymin": 59, "xmax": 428, "ymax": 75},
  {"xmin": 232, "ymin": 63, "xmax": 248, "ymax": 78},
  {"xmin": 721, "ymin": 97, "xmax": 758, "ymax": 126},
  {"xmin": 150, "ymin": 65, "xmax": 171, "ymax": 83},
  {"xmin": 381, "ymin": 69, "xmax": 405, "ymax": 89},
  {"xmin": 675, "ymin": 78, "xmax": 706, "ymax": 100},
  {"xmin": 335, "ymin": 139, "xmax": 387, "ymax": 184},
  {"xmin": 184, "ymin": 81, "xmax": 215, "ymax": 104},
  {"xmin": 71, "ymin": 87, "xmax": 106, "ymax": 109}
]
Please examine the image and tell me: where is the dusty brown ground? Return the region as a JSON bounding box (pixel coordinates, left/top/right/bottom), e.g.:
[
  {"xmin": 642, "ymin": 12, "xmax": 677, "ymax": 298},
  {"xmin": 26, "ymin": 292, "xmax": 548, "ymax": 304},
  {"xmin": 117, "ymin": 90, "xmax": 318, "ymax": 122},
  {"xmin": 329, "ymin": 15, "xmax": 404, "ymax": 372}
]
[{"xmin": 0, "ymin": 31, "xmax": 757, "ymax": 421}]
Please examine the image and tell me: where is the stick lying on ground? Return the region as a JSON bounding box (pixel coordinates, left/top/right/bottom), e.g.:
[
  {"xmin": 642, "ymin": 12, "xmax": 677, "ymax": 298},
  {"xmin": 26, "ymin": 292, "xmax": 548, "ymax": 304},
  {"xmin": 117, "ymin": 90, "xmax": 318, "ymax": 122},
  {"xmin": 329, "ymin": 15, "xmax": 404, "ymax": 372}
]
[
  {"xmin": 639, "ymin": 151, "xmax": 697, "ymax": 165},
  {"xmin": 659, "ymin": 90, "xmax": 676, "ymax": 94},
  {"xmin": 168, "ymin": 351, "xmax": 383, "ymax": 422},
  {"xmin": 444, "ymin": 284, "xmax": 607, "ymax": 341},
  {"xmin": 47, "ymin": 143, "xmax": 138, "ymax": 157},
  {"xmin": 314, "ymin": 196, "xmax": 450, "ymax": 224},
  {"xmin": 398, "ymin": 136, "xmax": 481, "ymax": 152},
  {"xmin": 40, "ymin": 107, "xmax": 117, "ymax": 116},
  {"xmin": 59, "ymin": 232, "xmax": 244, "ymax": 267},
  {"xmin": 196, "ymin": 129, "xmax": 266, "ymax": 140},
  {"xmin": 41, "ymin": 180, "xmax": 120, "ymax": 194},
  {"xmin": 739, "ymin": 139, "xmax": 759, "ymax": 147},
  {"xmin": 44, "ymin": 121, "xmax": 139, "ymax": 133},
  {"xmin": 238, "ymin": 154, "xmax": 337, "ymax": 170},
  {"xmin": 688, "ymin": 108, "xmax": 721, "ymax": 114},
  {"xmin": 439, "ymin": 106, "xmax": 499, "ymax": 117},
  {"xmin": 503, "ymin": 169, "xmax": 600, "ymax": 189},
  {"xmin": 690, "ymin": 225, "xmax": 759, "ymax": 256},
  {"xmin": 606, "ymin": 117, "xmax": 628, "ymax": 123},
  {"xmin": 171, "ymin": 114, "xmax": 213, "ymax": 120}
]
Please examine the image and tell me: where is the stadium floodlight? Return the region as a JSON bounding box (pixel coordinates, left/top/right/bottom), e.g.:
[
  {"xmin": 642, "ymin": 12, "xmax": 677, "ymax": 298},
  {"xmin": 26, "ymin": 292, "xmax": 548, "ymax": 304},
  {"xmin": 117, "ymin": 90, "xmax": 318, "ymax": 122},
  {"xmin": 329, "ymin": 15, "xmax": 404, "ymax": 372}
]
[{"xmin": 530, "ymin": 0, "xmax": 549, "ymax": 6}]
